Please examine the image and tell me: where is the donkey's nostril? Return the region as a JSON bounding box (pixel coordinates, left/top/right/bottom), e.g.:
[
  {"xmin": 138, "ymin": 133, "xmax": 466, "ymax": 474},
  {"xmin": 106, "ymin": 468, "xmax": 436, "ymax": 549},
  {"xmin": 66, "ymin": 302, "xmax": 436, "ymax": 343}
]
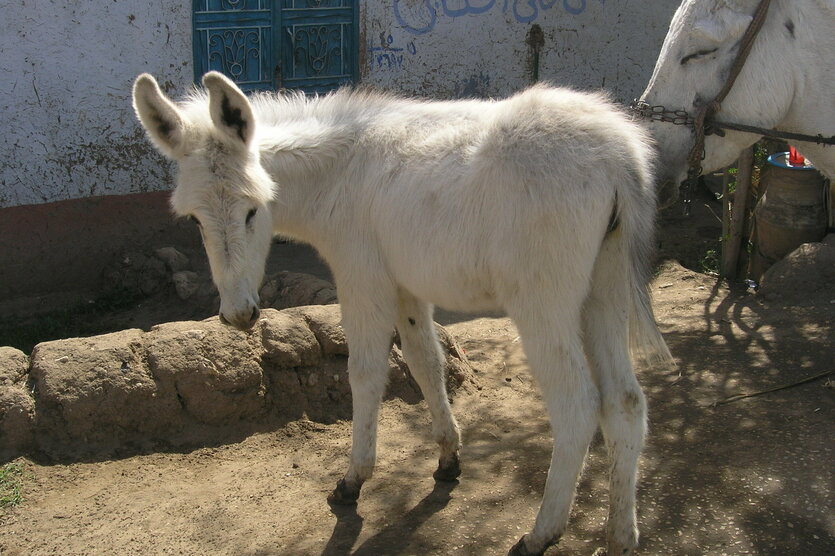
[
  {"xmin": 219, "ymin": 313, "xmax": 231, "ymax": 326},
  {"xmin": 249, "ymin": 306, "xmax": 261, "ymax": 325}
]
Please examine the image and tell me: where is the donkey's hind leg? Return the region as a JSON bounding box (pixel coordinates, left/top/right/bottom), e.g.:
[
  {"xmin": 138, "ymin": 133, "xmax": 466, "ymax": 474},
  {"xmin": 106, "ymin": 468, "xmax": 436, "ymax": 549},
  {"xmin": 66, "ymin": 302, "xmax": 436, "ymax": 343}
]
[
  {"xmin": 583, "ymin": 232, "xmax": 647, "ymax": 555},
  {"xmin": 508, "ymin": 303, "xmax": 600, "ymax": 555},
  {"xmin": 396, "ymin": 289, "xmax": 462, "ymax": 481},
  {"xmin": 328, "ymin": 278, "xmax": 398, "ymax": 505}
]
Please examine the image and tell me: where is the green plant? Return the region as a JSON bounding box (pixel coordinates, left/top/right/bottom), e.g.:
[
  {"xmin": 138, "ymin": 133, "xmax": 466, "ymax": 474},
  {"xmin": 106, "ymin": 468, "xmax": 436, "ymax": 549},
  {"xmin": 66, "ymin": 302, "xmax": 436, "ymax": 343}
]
[
  {"xmin": 753, "ymin": 142, "xmax": 769, "ymax": 166},
  {"xmin": 0, "ymin": 462, "xmax": 24, "ymax": 508},
  {"xmin": 700, "ymin": 248, "xmax": 720, "ymax": 275},
  {"xmin": 725, "ymin": 166, "xmax": 738, "ymax": 194}
]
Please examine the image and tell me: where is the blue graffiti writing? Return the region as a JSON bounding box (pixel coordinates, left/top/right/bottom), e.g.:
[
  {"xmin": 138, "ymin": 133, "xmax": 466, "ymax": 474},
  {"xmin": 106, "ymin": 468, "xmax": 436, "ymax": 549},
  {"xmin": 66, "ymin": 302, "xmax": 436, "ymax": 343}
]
[
  {"xmin": 393, "ymin": 0, "xmax": 605, "ymax": 35},
  {"xmin": 369, "ymin": 34, "xmax": 418, "ymax": 71}
]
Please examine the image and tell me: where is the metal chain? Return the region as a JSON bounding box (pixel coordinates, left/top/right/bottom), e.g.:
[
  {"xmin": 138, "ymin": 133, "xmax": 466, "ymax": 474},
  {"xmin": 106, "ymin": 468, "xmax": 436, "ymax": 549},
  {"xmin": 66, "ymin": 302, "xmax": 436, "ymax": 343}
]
[
  {"xmin": 629, "ymin": 100, "xmax": 704, "ymax": 216},
  {"xmin": 629, "ymin": 100, "xmax": 694, "ymax": 127},
  {"xmin": 630, "ymin": 100, "xmax": 835, "ymax": 146}
]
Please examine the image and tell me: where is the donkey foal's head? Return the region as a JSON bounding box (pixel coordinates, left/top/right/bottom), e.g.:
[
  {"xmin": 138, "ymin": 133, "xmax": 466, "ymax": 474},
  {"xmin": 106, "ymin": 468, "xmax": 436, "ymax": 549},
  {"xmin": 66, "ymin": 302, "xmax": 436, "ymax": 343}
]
[{"xmin": 133, "ymin": 72, "xmax": 275, "ymax": 330}]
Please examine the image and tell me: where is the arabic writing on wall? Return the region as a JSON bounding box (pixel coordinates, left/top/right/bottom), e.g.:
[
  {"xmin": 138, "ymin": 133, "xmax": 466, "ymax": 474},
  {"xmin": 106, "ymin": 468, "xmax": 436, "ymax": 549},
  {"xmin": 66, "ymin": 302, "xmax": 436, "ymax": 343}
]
[
  {"xmin": 369, "ymin": 34, "xmax": 418, "ymax": 71},
  {"xmin": 394, "ymin": 0, "xmax": 605, "ymax": 35}
]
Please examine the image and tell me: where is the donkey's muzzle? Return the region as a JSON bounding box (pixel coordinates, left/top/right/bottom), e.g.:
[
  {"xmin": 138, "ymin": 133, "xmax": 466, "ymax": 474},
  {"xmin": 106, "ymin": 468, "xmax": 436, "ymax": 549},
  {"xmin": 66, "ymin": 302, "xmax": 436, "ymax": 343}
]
[
  {"xmin": 657, "ymin": 179, "xmax": 680, "ymax": 209},
  {"xmin": 219, "ymin": 306, "xmax": 261, "ymax": 331}
]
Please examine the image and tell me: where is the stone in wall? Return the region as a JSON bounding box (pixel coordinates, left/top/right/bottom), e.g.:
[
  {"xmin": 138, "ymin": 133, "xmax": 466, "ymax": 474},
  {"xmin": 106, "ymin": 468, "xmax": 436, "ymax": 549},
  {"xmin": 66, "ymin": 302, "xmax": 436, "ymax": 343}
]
[
  {"xmin": 146, "ymin": 321, "xmax": 267, "ymax": 426},
  {"xmin": 259, "ymin": 271, "xmax": 338, "ymax": 310},
  {"xmin": 29, "ymin": 329, "xmax": 182, "ymax": 457},
  {"xmin": 105, "ymin": 244, "xmax": 337, "ymax": 313},
  {"xmin": 0, "ymin": 347, "xmax": 35, "ymax": 460},
  {"xmin": 758, "ymin": 235, "xmax": 835, "ymax": 301}
]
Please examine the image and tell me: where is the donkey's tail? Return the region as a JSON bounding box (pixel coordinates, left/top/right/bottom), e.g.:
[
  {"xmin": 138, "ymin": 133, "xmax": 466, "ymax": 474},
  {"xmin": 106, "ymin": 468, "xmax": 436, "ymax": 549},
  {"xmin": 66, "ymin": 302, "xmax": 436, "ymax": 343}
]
[
  {"xmin": 628, "ymin": 272, "xmax": 675, "ymax": 368},
  {"xmin": 617, "ymin": 151, "xmax": 676, "ymax": 369}
]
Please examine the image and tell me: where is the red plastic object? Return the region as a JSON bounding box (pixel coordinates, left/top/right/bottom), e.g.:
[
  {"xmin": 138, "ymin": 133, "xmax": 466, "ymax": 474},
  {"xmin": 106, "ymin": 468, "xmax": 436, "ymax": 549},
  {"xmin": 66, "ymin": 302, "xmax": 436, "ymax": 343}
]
[{"xmin": 788, "ymin": 145, "xmax": 805, "ymax": 167}]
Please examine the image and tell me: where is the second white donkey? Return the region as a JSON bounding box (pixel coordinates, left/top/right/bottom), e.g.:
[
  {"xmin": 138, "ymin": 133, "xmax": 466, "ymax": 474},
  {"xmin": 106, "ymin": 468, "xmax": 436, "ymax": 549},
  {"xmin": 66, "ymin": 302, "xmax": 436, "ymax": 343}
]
[{"xmin": 133, "ymin": 71, "xmax": 673, "ymax": 555}]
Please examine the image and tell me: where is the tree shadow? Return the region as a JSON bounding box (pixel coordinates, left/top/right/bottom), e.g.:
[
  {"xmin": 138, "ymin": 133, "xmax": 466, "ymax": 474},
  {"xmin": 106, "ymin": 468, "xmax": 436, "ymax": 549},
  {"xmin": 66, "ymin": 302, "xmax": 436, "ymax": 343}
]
[{"xmin": 632, "ymin": 269, "xmax": 835, "ymax": 554}]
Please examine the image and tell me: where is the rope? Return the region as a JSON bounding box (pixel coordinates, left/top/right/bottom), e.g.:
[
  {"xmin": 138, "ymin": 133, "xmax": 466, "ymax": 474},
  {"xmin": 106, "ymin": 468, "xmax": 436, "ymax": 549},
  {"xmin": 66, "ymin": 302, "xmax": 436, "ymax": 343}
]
[{"xmin": 713, "ymin": 0, "xmax": 773, "ymax": 107}]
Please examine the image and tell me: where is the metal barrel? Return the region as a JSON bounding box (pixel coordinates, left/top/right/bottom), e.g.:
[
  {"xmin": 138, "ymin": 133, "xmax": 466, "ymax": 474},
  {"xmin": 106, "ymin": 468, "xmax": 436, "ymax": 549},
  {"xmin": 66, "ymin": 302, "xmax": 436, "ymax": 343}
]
[{"xmin": 750, "ymin": 152, "xmax": 827, "ymax": 280}]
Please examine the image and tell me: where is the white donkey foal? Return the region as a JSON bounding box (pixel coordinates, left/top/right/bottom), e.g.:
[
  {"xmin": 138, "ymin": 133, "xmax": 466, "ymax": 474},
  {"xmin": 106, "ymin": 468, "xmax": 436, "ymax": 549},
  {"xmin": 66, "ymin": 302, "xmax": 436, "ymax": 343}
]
[{"xmin": 133, "ymin": 71, "xmax": 673, "ymax": 555}]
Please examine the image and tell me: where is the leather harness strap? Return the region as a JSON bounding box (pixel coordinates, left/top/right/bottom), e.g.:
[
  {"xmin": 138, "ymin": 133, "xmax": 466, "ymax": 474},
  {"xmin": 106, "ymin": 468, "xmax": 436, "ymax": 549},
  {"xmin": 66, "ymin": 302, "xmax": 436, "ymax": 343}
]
[{"xmin": 682, "ymin": 0, "xmax": 773, "ymax": 215}]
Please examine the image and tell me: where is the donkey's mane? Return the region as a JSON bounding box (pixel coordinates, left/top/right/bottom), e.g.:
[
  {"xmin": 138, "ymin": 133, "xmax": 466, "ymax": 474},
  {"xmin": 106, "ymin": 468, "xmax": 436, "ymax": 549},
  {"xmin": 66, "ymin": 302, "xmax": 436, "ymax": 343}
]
[
  {"xmin": 176, "ymin": 86, "xmax": 434, "ymax": 170},
  {"xmin": 179, "ymin": 86, "xmax": 416, "ymax": 132},
  {"xmin": 253, "ymin": 87, "xmax": 413, "ymax": 126}
]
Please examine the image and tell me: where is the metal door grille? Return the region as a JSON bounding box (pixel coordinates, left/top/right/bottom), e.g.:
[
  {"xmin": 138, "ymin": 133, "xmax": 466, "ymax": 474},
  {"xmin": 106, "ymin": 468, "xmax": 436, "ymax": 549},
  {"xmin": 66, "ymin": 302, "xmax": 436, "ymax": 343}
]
[{"xmin": 192, "ymin": 0, "xmax": 357, "ymax": 93}]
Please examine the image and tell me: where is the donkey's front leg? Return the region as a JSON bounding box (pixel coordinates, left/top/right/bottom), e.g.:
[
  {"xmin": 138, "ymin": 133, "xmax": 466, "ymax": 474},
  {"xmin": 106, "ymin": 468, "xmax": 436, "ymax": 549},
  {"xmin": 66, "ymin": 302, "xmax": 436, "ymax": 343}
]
[{"xmin": 328, "ymin": 287, "xmax": 397, "ymax": 506}]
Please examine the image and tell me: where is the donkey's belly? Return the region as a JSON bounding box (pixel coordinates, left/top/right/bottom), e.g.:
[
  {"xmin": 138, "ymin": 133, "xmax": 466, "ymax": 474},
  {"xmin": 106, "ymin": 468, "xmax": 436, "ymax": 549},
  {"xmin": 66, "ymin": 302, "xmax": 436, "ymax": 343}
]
[
  {"xmin": 394, "ymin": 266, "xmax": 503, "ymax": 314},
  {"xmin": 427, "ymin": 288, "xmax": 502, "ymax": 314}
]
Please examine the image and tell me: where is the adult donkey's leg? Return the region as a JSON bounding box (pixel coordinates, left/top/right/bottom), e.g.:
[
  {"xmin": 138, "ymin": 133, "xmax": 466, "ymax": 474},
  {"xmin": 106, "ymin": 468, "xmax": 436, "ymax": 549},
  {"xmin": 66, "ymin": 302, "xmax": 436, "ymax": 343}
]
[
  {"xmin": 328, "ymin": 276, "xmax": 398, "ymax": 505},
  {"xmin": 508, "ymin": 302, "xmax": 600, "ymax": 556},
  {"xmin": 396, "ymin": 289, "xmax": 461, "ymax": 481},
  {"xmin": 582, "ymin": 232, "xmax": 647, "ymax": 555}
]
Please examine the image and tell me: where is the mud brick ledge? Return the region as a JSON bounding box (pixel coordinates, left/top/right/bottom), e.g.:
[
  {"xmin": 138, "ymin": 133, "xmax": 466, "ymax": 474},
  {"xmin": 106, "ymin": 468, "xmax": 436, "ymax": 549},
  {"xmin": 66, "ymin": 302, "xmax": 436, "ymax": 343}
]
[{"xmin": 0, "ymin": 306, "xmax": 474, "ymax": 462}]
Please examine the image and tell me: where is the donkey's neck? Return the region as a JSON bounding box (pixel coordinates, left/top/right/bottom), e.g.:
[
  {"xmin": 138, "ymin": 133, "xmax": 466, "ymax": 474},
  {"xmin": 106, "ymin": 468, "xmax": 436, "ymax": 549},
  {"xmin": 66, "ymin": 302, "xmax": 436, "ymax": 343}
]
[
  {"xmin": 773, "ymin": 0, "xmax": 835, "ymax": 176},
  {"xmin": 254, "ymin": 92, "xmax": 380, "ymax": 245}
]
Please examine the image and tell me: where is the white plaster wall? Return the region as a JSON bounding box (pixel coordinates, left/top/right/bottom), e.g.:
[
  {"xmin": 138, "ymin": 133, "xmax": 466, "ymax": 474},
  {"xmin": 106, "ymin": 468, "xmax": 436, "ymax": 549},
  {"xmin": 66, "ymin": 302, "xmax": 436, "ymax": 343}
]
[
  {"xmin": 364, "ymin": 1, "xmax": 678, "ymax": 101},
  {"xmin": 1, "ymin": 1, "xmax": 678, "ymax": 209},
  {"xmin": 0, "ymin": 1, "xmax": 192, "ymax": 208}
]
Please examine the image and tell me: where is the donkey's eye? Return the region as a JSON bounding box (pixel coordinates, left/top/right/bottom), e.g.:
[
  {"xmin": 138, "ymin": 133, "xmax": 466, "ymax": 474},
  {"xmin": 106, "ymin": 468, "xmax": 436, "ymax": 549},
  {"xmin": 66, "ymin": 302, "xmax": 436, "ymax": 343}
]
[
  {"xmin": 680, "ymin": 48, "xmax": 718, "ymax": 65},
  {"xmin": 246, "ymin": 208, "xmax": 257, "ymax": 225}
]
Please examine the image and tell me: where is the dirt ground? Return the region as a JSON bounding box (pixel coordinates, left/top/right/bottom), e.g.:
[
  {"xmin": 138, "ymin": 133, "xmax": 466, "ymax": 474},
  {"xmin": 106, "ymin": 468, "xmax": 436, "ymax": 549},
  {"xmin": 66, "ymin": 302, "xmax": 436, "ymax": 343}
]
[{"xmin": 1, "ymin": 191, "xmax": 833, "ymax": 555}]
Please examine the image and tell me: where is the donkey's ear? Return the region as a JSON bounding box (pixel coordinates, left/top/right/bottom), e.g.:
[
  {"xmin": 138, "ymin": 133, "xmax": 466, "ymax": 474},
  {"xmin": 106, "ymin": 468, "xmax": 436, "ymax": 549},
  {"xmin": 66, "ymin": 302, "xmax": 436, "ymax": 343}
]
[
  {"xmin": 693, "ymin": 10, "xmax": 752, "ymax": 45},
  {"xmin": 202, "ymin": 71, "xmax": 255, "ymax": 148},
  {"xmin": 722, "ymin": 10, "xmax": 753, "ymax": 42},
  {"xmin": 133, "ymin": 74, "xmax": 189, "ymax": 159},
  {"xmin": 691, "ymin": 19, "xmax": 725, "ymax": 45}
]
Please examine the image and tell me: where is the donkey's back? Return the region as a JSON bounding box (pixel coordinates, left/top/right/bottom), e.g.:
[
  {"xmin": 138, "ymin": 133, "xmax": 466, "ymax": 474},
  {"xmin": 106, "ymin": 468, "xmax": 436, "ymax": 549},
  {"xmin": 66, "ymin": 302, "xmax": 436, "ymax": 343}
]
[{"xmin": 338, "ymin": 86, "xmax": 658, "ymax": 317}]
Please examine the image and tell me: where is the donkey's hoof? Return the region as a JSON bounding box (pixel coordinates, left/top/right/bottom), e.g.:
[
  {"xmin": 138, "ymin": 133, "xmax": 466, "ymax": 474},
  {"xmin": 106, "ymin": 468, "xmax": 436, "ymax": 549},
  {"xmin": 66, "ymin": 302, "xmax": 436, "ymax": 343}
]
[
  {"xmin": 327, "ymin": 478, "xmax": 362, "ymax": 506},
  {"xmin": 433, "ymin": 453, "xmax": 461, "ymax": 482},
  {"xmin": 507, "ymin": 536, "xmax": 543, "ymax": 556},
  {"xmin": 604, "ymin": 541, "xmax": 634, "ymax": 555},
  {"xmin": 508, "ymin": 534, "xmax": 560, "ymax": 556}
]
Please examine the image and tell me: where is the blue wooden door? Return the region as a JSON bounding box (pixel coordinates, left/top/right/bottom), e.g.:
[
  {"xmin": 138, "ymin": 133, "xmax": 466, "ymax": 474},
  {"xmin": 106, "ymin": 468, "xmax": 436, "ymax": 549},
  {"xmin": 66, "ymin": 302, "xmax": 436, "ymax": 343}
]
[
  {"xmin": 192, "ymin": 0, "xmax": 358, "ymax": 93},
  {"xmin": 192, "ymin": 1, "xmax": 275, "ymax": 92},
  {"xmin": 278, "ymin": 1, "xmax": 358, "ymax": 94}
]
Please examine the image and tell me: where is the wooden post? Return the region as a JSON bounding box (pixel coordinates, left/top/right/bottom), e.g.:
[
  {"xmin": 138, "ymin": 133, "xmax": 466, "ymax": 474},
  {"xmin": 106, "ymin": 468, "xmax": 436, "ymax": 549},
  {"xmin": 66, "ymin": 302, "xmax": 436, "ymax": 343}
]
[
  {"xmin": 720, "ymin": 167, "xmax": 731, "ymax": 257},
  {"xmin": 736, "ymin": 156, "xmax": 759, "ymax": 279},
  {"xmin": 721, "ymin": 146, "xmax": 754, "ymax": 280}
]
